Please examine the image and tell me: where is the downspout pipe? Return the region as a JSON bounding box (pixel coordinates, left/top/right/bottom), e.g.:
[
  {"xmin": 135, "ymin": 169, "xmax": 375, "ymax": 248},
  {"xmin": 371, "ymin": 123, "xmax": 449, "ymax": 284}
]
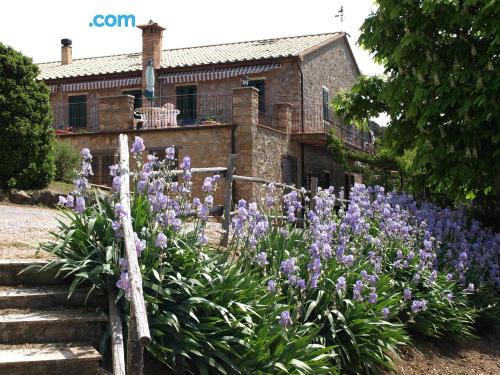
[{"xmin": 298, "ymin": 59, "xmax": 305, "ymax": 188}]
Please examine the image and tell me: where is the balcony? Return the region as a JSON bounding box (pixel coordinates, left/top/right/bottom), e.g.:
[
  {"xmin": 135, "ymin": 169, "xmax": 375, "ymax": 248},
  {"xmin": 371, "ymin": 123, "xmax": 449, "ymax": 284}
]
[
  {"xmin": 291, "ymin": 106, "xmax": 374, "ymax": 154},
  {"xmin": 51, "ymin": 93, "xmax": 234, "ymax": 134}
]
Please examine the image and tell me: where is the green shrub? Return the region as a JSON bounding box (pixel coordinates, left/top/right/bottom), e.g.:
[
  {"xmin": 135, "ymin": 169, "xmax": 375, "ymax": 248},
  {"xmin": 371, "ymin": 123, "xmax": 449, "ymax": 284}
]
[
  {"xmin": 0, "ymin": 42, "xmax": 55, "ymax": 188},
  {"xmin": 53, "ymin": 141, "xmax": 80, "ymax": 182}
]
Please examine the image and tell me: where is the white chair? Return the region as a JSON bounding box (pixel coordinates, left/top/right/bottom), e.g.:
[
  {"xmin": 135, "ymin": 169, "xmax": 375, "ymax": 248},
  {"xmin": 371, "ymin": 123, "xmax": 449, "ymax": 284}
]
[{"xmin": 162, "ymin": 103, "xmax": 180, "ymax": 127}]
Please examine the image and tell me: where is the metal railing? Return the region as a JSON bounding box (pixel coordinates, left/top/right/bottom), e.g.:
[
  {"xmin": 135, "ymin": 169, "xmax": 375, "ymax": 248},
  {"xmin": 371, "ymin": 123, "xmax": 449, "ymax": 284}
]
[
  {"xmin": 52, "ymin": 101, "xmax": 99, "ymax": 132},
  {"xmin": 257, "ymin": 99, "xmax": 279, "ymax": 129},
  {"xmin": 136, "ymin": 93, "xmax": 233, "ymax": 129},
  {"xmin": 293, "ymin": 106, "xmax": 375, "ymax": 154}
]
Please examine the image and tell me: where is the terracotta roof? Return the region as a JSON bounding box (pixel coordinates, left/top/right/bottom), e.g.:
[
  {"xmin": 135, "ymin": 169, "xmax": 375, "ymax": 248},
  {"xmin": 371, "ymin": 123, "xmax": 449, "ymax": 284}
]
[{"xmin": 38, "ymin": 32, "xmax": 343, "ymax": 80}]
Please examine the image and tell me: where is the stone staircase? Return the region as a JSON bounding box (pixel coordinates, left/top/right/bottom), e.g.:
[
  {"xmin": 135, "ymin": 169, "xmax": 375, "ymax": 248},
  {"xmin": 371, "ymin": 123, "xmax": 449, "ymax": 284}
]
[{"xmin": 0, "ymin": 260, "xmax": 107, "ymax": 374}]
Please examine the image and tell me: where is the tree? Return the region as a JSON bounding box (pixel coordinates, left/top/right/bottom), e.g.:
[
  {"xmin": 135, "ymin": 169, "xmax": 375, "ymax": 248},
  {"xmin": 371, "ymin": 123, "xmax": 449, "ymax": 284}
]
[
  {"xmin": 0, "ymin": 42, "xmax": 55, "ymax": 188},
  {"xmin": 333, "ymin": 0, "xmax": 499, "ymax": 202}
]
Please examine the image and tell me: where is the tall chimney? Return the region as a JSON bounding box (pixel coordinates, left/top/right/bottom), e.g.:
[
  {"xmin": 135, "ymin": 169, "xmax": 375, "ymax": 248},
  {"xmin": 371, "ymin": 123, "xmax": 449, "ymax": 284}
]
[
  {"xmin": 137, "ymin": 20, "xmax": 165, "ymax": 69},
  {"xmin": 61, "ymin": 38, "xmax": 72, "ymax": 65}
]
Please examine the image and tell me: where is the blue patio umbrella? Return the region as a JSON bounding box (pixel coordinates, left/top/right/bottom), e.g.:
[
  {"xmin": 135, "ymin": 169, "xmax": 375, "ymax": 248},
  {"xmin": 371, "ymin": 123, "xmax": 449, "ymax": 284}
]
[{"xmin": 144, "ymin": 58, "xmax": 155, "ymax": 100}]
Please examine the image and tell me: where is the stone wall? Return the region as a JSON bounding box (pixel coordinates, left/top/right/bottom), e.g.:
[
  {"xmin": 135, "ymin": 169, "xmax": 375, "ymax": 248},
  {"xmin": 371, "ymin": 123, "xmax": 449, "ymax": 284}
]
[
  {"xmin": 98, "ymin": 95, "xmax": 135, "ymax": 132},
  {"xmin": 301, "ymin": 37, "xmax": 359, "ymax": 108},
  {"xmin": 57, "ymin": 125, "xmax": 234, "ymax": 205},
  {"xmin": 303, "ymin": 144, "xmax": 345, "ymax": 190}
]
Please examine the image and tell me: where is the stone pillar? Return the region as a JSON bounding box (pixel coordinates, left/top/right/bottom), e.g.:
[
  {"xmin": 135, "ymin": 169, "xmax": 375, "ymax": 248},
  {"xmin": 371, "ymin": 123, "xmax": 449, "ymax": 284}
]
[
  {"xmin": 275, "ymin": 103, "xmax": 292, "ymax": 133},
  {"xmin": 232, "ymin": 87, "xmax": 259, "ymax": 201},
  {"xmin": 98, "ymin": 95, "xmax": 134, "ymax": 132}
]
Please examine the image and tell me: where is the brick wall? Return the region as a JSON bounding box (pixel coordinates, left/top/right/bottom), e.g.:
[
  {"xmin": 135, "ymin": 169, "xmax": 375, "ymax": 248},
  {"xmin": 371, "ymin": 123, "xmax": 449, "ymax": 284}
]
[{"xmin": 57, "ymin": 125, "xmax": 234, "ymax": 205}]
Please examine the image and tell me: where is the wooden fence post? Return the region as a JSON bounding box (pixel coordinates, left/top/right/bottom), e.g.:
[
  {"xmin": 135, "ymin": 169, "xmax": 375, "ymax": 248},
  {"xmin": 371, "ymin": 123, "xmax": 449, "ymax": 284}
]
[
  {"xmin": 107, "ymin": 286, "xmax": 126, "ymax": 375},
  {"xmin": 118, "ymin": 134, "xmax": 151, "ymax": 375},
  {"xmin": 221, "ymin": 154, "xmax": 237, "ymax": 246},
  {"xmin": 310, "ymin": 177, "xmax": 318, "ymax": 211}
]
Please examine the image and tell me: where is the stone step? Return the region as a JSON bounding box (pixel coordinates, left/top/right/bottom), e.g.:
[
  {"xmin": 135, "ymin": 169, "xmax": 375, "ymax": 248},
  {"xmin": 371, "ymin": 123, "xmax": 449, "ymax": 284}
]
[
  {"xmin": 0, "ymin": 286, "xmax": 105, "ymax": 309},
  {"xmin": 0, "ymin": 308, "xmax": 108, "ymax": 344},
  {"xmin": 0, "ymin": 259, "xmax": 68, "ymax": 286},
  {"xmin": 0, "ymin": 343, "xmax": 101, "ymax": 375}
]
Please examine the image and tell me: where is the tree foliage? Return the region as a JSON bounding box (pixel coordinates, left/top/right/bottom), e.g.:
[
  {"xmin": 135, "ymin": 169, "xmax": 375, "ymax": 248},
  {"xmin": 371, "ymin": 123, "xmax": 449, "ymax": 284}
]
[
  {"xmin": 0, "ymin": 42, "xmax": 55, "ymax": 188},
  {"xmin": 332, "ymin": 0, "xmax": 500, "ymax": 202}
]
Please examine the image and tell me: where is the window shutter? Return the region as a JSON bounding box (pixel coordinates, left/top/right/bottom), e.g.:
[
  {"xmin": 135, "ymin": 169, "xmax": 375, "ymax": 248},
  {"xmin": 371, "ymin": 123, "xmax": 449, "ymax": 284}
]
[
  {"xmin": 249, "ymin": 80, "xmax": 265, "ymax": 112},
  {"xmin": 68, "ymin": 95, "xmax": 87, "ymax": 128},
  {"xmin": 322, "ymin": 87, "xmax": 330, "ymax": 121}
]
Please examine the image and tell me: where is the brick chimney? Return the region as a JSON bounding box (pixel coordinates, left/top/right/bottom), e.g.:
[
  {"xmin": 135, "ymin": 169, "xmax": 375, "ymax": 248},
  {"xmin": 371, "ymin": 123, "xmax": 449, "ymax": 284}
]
[
  {"xmin": 61, "ymin": 38, "xmax": 72, "ymax": 65},
  {"xmin": 137, "ymin": 20, "xmax": 165, "ymax": 69}
]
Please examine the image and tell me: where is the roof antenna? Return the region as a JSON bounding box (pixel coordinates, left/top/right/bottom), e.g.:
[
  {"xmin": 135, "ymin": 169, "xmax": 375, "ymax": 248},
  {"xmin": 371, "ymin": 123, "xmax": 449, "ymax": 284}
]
[{"xmin": 335, "ymin": 5, "xmax": 345, "ymax": 31}]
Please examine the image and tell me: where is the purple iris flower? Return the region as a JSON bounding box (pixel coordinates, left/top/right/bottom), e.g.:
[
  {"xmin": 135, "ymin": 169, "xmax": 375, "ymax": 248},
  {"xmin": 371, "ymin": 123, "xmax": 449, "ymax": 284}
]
[
  {"xmin": 74, "ymin": 197, "xmax": 85, "ymax": 214},
  {"xmin": 279, "ymin": 311, "xmax": 292, "ymax": 328},
  {"xmin": 404, "ymin": 288, "xmax": 412, "ymax": 300},
  {"xmin": 130, "ymin": 136, "xmax": 145, "ymax": 154},
  {"xmin": 134, "ymin": 233, "xmax": 146, "ymax": 256},
  {"xmin": 112, "ymin": 176, "xmax": 121, "ymax": 192},
  {"xmin": 165, "ymin": 146, "xmax": 175, "ymax": 160},
  {"xmin": 155, "ymin": 232, "xmax": 168, "ymax": 249},
  {"xmin": 81, "ymin": 148, "xmax": 92, "ymax": 160},
  {"xmin": 180, "ymin": 156, "xmax": 191, "ymax": 170},
  {"xmin": 116, "ymin": 272, "xmax": 131, "ymax": 299},
  {"xmin": 267, "ymin": 279, "xmax": 277, "ymax": 293},
  {"xmin": 109, "ymin": 164, "xmax": 119, "ymax": 177},
  {"xmin": 255, "ymin": 252, "xmax": 269, "ymax": 267},
  {"xmin": 114, "ymin": 203, "xmax": 127, "ymax": 218},
  {"xmin": 382, "ymin": 307, "xmax": 390, "ymax": 319},
  {"xmin": 368, "ymin": 291, "xmax": 377, "ymax": 304}
]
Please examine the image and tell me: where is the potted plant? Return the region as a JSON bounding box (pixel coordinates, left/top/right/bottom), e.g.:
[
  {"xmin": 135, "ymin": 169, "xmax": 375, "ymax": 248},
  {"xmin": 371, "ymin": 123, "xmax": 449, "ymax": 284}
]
[{"xmin": 199, "ymin": 115, "xmax": 220, "ymax": 126}]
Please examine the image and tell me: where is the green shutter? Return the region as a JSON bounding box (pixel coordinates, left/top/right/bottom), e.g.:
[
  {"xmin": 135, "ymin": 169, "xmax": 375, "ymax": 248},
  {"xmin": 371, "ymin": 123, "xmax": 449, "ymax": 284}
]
[
  {"xmin": 249, "ymin": 80, "xmax": 265, "ymax": 112},
  {"xmin": 322, "ymin": 87, "xmax": 330, "ymax": 121},
  {"xmin": 176, "ymin": 86, "xmax": 197, "ymax": 125},
  {"xmin": 68, "ymin": 95, "xmax": 87, "ymax": 128}
]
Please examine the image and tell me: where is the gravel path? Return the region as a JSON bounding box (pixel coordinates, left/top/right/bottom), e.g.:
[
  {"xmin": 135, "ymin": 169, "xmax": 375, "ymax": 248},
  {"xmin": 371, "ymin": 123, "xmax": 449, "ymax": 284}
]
[{"xmin": 0, "ymin": 203, "xmax": 61, "ymax": 259}]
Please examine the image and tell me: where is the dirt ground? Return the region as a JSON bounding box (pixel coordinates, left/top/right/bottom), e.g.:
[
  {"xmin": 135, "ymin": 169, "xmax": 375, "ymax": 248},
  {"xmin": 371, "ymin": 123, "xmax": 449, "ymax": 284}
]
[
  {"xmin": 391, "ymin": 335, "xmax": 500, "ymax": 375},
  {"xmin": 0, "ymin": 203, "xmax": 60, "ymax": 259}
]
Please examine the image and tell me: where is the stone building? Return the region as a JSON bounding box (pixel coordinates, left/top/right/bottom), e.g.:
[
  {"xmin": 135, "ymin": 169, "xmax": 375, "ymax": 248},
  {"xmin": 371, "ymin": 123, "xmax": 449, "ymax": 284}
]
[{"xmin": 38, "ymin": 21, "xmax": 373, "ymax": 202}]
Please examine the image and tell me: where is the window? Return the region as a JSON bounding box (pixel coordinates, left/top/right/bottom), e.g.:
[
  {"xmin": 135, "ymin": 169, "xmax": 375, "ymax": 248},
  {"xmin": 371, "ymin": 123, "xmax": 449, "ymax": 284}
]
[
  {"xmin": 176, "ymin": 86, "xmax": 197, "ymax": 125},
  {"xmin": 248, "ymin": 79, "xmax": 266, "ymax": 112},
  {"xmin": 123, "ymin": 90, "xmax": 142, "ymax": 109},
  {"xmin": 68, "ymin": 95, "xmax": 87, "ymax": 128},
  {"xmin": 322, "ymin": 87, "xmax": 331, "ymax": 122},
  {"xmin": 281, "ymin": 156, "xmax": 297, "ymax": 186}
]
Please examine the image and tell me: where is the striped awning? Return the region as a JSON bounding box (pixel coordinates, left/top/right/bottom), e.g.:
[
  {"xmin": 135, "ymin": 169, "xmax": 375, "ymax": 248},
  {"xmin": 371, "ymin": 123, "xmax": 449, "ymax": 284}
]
[
  {"xmin": 158, "ymin": 63, "xmax": 281, "ymax": 84},
  {"xmin": 50, "ymin": 77, "xmax": 141, "ymax": 93}
]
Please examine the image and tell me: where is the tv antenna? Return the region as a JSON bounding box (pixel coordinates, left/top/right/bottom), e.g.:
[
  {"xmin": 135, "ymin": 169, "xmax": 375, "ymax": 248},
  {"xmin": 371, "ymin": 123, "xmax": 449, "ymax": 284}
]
[{"xmin": 335, "ymin": 6, "xmax": 345, "ymax": 31}]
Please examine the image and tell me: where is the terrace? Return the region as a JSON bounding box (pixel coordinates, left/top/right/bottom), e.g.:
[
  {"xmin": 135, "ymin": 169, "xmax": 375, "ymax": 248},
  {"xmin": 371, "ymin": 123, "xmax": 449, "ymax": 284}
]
[{"xmin": 51, "ymin": 90, "xmax": 374, "ymax": 154}]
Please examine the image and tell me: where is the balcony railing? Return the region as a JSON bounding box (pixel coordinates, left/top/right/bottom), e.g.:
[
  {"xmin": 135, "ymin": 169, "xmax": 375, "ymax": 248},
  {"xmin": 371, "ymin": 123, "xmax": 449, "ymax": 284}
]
[
  {"xmin": 52, "ymin": 101, "xmax": 99, "ymax": 132},
  {"xmin": 136, "ymin": 93, "xmax": 233, "ymax": 129},
  {"xmin": 50, "ymin": 93, "xmax": 373, "ymax": 154},
  {"xmin": 292, "ymin": 106, "xmax": 374, "ymax": 153}
]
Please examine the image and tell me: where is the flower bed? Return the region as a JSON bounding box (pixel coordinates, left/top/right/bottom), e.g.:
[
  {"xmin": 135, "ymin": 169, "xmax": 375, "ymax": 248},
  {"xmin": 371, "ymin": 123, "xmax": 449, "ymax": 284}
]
[{"xmin": 43, "ymin": 136, "xmax": 499, "ymax": 374}]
